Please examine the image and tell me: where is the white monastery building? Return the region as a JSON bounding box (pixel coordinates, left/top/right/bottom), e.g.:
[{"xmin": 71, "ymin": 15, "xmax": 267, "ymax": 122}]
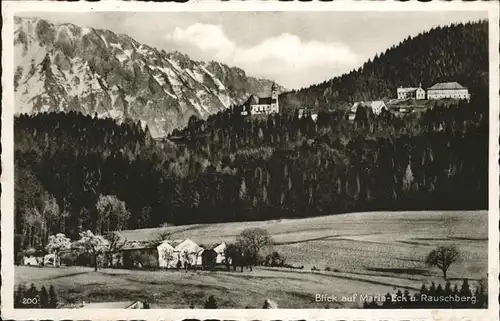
[
  {"xmin": 426, "ymin": 82, "xmax": 470, "ymax": 100},
  {"xmin": 397, "ymin": 85, "xmax": 426, "ymax": 100}
]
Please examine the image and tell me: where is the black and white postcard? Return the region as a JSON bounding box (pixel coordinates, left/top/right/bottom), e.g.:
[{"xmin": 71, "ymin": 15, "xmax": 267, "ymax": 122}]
[{"xmin": 1, "ymin": 1, "xmax": 499, "ymax": 320}]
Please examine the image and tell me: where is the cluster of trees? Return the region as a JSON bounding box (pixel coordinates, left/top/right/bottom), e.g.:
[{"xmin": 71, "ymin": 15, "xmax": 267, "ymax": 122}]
[
  {"xmin": 279, "ymin": 21, "xmax": 488, "ymax": 113},
  {"xmin": 363, "ymin": 278, "xmax": 488, "ymax": 309},
  {"xmin": 14, "ymin": 283, "xmax": 58, "ymax": 309},
  {"xmin": 16, "ymin": 230, "xmax": 125, "ymax": 273},
  {"xmin": 14, "ymin": 21, "xmax": 488, "ymax": 253}
]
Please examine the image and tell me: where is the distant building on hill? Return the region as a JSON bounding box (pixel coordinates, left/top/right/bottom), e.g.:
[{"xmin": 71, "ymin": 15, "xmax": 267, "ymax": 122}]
[
  {"xmin": 297, "ymin": 108, "xmax": 318, "ymax": 122},
  {"xmin": 397, "ymin": 85, "xmax": 426, "ymax": 100},
  {"xmin": 241, "ymin": 83, "xmax": 279, "ymax": 116},
  {"xmin": 426, "ymin": 82, "xmax": 470, "ymax": 100},
  {"xmin": 349, "ymin": 100, "xmax": 388, "ymax": 120}
]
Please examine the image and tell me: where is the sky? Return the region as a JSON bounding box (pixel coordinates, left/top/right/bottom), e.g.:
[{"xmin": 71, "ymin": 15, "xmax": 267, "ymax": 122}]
[{"xmin": 19, "ymin": 11, "xmax": 488, "ymax": 89}]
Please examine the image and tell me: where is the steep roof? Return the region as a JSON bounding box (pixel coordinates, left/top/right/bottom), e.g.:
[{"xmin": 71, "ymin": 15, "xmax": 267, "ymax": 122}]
[
  {"xmin": 352, "ymin": 101, "xmax": 387, "ymax": 110},
  {"xmin": 166, "ymin": 239, "xmax": 186, "ymax": 248},
  {"xmin": 245, "ymin": 95, "xmax": 259, "ymax": 105},
  {"xmin": 427, "ymin": 82, "xmax": 466, "ymax": 90},
  {"xmin": 256, "ymin": 97, "xmax": 277, "ymax": 105},
  {"xmin": 370, "ymin": 100, "xmax": 387, "ymax": 109},
  {"xmin": 397, "ymin": 87, "xmax": 418, "ymax": 93},
  {"xmin": 204, "ymin": 242, "xmax": 225, "ymax": 250},
  {"xmin": 120, "ymin": 240, "xmax": 162, "ymax": 251}
]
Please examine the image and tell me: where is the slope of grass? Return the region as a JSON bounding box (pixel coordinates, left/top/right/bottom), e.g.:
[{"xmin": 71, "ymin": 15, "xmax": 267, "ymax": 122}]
[
  {"xmin": 16, "ymin": 265, "xmax": 479, "ymax": 309},
  {"xmin": 119, "ymin": 210, "xmax": 487, "ymax": 279},
  {"xmin": 16, "ymin": 211, "xmax": 488, "ymax": 308}
]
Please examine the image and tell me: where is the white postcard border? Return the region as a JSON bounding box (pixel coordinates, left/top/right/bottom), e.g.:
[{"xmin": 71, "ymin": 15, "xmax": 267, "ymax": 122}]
[{"xmin": 2, "ymin": 1, "xmax": 499, "ymax": 320}]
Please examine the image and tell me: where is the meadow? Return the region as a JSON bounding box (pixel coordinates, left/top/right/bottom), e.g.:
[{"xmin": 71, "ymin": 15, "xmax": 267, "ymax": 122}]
[{"xmin": 15, "ymin": 210, "xmax": 488, "ymax": 308}]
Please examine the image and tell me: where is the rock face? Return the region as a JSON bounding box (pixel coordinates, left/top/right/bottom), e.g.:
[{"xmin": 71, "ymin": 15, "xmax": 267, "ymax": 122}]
[{"xmin": 14, "ymin": 17, "xmax": 283, "ymax": 138}]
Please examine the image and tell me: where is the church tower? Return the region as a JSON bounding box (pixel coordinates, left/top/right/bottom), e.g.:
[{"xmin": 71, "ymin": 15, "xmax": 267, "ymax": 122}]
[
  {"xmin": 271, "ymin": 83, "xmax": 279, "ymax": 99},
  {"xmin": 270, "ymin": 83, "xmax": 279, "ymax": 113}
]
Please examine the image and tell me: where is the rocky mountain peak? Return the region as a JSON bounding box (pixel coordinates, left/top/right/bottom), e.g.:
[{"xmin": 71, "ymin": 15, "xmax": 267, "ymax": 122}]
[{"xmin": 14, "ymin": 17, "xmax": 283, "ymax": 138}]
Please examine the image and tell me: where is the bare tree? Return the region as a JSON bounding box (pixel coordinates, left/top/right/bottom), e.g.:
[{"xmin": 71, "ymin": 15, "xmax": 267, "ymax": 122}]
[
  {"xmin": 237, "ymin": 228, "xmax": 273, "ymax": 266},
  {"xmin": 425, "ymin": 245, "xmax": 460, "ymax": 280}
]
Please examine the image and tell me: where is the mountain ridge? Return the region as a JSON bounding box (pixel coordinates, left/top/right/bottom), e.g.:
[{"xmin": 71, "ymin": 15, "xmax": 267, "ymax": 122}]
[{"xmin": 14, "ymin": 17, "xmax": 285, "ymax": 138}]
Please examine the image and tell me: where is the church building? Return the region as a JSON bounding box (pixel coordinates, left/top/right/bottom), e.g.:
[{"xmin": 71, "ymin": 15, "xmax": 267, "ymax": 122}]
[{"xmin": 241, "ymin": 83, "xmax": 280, "ymax": 116}]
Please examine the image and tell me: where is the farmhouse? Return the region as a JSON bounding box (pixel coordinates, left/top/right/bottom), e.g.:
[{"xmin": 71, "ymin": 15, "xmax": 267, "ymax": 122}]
[
  {"xmin": 205, "ymin": 242, "xmax": 227, "ymax": 264},
  {"xmin": 22, "ymin": 255, "xmax": 42, "ymax": 266},
  {"xmin": 349, "ymin": 101, "xmax": 388, "ymax": 120},
  {"xmin": 166, "ymin": 239, "xmax": 204, "ymax": 267},
  {"xmin": 397, "ymin": 85, "xmax": 426, "ymax": 100},
  {"xmin": 426, "ymin": 82, "xmax": 470, "ymax": 100},
  {"xmin": 113, "ymin": 238, "xmax": 203, "ymax": 269},
  {"xmin": 241, "ymin": 83, "xmax": 279, "ymax": 116}
]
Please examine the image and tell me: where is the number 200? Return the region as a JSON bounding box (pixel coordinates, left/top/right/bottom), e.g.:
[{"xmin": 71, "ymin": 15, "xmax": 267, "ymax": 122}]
[{"xmin": 22, "ymin": 297, "xmax": 39, "ymax": 305}]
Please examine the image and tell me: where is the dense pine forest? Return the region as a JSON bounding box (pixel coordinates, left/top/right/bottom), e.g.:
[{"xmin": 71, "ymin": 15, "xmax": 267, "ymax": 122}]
[{"xmin": 14, "ymin": 21, "xmax": 489, "ymax": 250}]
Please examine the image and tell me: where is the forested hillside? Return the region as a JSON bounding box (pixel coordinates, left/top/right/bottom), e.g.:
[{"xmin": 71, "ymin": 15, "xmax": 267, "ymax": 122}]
[
  {"xmin": 279, "ymin": 20, "xmax": 488, "ymax": 112},
  {"xmin": 15, "ymin": 96, "xmax": 488, "ymax": 248},
  {"xmin": 14, "ymin": 21, "xmax": 489, "ymax": 250}
]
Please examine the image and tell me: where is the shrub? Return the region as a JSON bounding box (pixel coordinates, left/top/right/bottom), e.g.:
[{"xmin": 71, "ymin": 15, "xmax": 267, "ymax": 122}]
[
  {"xmin": 204, "ymin": 295, "xmax": 218, "ymax": 309},
  {"xmin": 48, "ymin": 285, "xmax": 58, "ymax": 308},
  {"xmin": 262, "ymin": 299, "xmax": 278, "ymax": 308},
  {"xmin": 60, "ymin": 251, "xmax": 79, "ymax": 267},
  {"xmin": 14, "ymin": 284, "xmax": 28, "ymax": 308},
  {"xmin": 39, "ymin": 286, "xmax": 49, "ymax": 308},
  {"xmin": 264, "ymin": 251, "xmax": 286, "ymax": 267},
  {"xmin": 15, "ymin": 252, "xmax": 25, "ymax": 265},
  {"xmin": 76, "ymin": 252, "xmax": 91, "ymax": 267},
  {"xmin": 139, "ymin": 253, "xmax": 159, "ymax": 270}
]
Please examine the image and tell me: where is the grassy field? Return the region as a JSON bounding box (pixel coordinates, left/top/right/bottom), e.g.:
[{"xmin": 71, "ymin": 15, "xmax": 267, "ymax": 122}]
[{"xmin": 15, "ymin": 210, "xmax": 488, "ymax": 308}]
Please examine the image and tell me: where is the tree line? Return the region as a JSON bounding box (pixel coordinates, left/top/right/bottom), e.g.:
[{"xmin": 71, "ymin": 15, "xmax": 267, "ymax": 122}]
[{"xmin": 362, "ymin": 278, "xmax": 488, "ymax": 309}]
